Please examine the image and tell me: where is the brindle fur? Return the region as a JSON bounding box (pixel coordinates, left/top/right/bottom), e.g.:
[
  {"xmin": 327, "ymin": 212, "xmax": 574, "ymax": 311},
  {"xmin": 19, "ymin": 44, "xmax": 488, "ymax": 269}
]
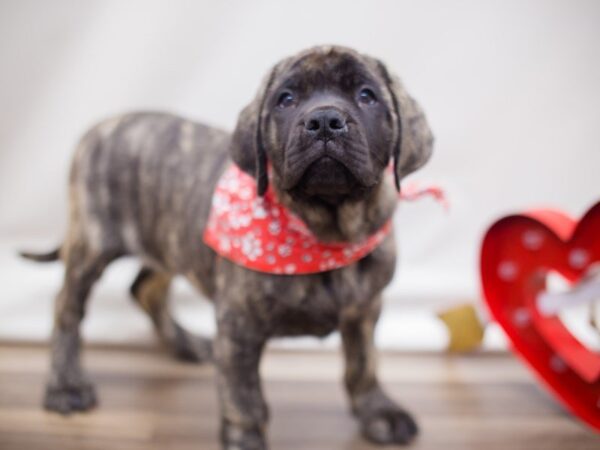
[{"xmin": 25, "ymin": 46, "xmax": 433, "ymax": 449}]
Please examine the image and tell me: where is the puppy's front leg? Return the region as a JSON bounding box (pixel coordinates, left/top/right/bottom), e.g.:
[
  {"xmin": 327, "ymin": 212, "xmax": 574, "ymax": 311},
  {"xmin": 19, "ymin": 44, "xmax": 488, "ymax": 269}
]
[
  {"xmin": 214, "ymin": 312, "xmax": 269, "ymax": 450},
  {"xmin": 341, "ymin": 296, "xmax": 418, "ymax": 445}
]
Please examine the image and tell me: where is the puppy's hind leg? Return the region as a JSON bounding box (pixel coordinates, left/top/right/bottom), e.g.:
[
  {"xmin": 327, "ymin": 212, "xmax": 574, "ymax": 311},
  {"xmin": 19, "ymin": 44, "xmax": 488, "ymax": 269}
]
[
  {"xmin": 130, "ymin": 267, "xmax": 213, "ymax": 363},
  {"xmin": 45, "ymin": 237, "xmax": 118, "ymax": 414}
]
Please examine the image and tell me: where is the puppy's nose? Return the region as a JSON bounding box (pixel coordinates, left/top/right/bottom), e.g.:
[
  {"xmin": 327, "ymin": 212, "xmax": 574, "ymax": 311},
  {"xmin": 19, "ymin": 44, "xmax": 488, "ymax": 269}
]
[{"xmin": 304, "ymin": 109, "xmax": 347, "ymax": 140}]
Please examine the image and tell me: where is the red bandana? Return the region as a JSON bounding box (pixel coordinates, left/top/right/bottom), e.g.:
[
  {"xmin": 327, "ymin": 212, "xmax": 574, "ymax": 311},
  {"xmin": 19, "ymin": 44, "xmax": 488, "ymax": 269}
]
[{"xmin": 203, "ymin": 164, "xmax": 445, "ymax": 274}]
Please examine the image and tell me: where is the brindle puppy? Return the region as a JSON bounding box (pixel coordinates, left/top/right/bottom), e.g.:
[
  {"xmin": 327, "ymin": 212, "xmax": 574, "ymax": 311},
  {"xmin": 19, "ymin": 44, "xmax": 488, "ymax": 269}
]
[{"xmin": 22, "ymin": 45, "xmax": 433, "ymax": 449}]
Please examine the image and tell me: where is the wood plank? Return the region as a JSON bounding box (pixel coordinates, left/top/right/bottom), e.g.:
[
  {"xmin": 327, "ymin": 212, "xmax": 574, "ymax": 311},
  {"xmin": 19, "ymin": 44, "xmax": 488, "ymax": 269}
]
[{"xmin": 0, "ymin": 344, "xmax": 597, "ymax": 450}]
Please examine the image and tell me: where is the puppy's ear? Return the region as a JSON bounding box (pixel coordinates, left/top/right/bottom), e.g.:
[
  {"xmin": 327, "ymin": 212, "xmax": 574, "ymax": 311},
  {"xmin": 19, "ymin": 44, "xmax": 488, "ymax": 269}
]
[
  {"xmin": 377, "ymin": 62, "xmax": 434, "ymax": 191},
  {"xmin": 230, "ymin": 67, "xmax": 278, "ymax": 196}
]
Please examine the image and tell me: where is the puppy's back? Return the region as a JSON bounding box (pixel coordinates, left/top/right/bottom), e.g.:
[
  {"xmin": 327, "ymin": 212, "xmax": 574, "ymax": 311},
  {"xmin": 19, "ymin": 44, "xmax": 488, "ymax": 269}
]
[{"xmin": 68, "ymin": 111, "xmax": 230, "ymax": 271}]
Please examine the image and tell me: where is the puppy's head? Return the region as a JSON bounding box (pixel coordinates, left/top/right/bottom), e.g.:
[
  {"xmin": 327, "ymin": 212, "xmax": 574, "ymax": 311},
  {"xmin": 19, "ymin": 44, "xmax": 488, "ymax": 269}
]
[{"xmin": 231, "ymin": 46, "xmax": 433, "ymax": 205}]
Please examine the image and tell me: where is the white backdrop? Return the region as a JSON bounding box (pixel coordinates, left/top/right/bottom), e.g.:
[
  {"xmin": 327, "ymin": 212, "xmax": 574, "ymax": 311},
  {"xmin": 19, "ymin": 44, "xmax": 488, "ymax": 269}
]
[{"xmin": 1, "ymin": 0, "xmax": 599, "ymax": 349}]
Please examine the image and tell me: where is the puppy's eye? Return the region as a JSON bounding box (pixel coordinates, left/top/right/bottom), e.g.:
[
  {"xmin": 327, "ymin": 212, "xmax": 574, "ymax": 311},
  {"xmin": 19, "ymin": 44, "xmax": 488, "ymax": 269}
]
[
  {"xmin": 277, "ymin": 92, "xmax": 296, "ymax": 108},
  {"xmin": 358, "ymin": 88, "xmax": 377, "ymax": 105}
]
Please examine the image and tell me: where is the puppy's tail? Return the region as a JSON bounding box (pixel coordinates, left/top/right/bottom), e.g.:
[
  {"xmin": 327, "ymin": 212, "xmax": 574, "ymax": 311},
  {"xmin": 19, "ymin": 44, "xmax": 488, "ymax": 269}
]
[{"xmin": 19, "ymin": 247, "xmax": 61, "ymax": 262}]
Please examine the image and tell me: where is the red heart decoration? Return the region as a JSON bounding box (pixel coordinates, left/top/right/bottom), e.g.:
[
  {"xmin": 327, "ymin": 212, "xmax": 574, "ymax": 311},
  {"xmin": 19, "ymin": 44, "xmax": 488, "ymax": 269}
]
[{"xmin": 481, "ymin": 201, "xmax": 600, "ymax": 432}]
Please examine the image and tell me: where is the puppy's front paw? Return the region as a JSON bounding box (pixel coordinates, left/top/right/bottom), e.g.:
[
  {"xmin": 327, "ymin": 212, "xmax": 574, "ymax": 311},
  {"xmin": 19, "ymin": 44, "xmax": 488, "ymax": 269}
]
[
  {"xmin": 220, "ymin": 421, "xmax": 267, "ymax": 450},
  {"xmin": 361, "ymin": 406, "xmax": 418, "ymax": 445},
  {"xmin": 354, "ymin": 387, "xmax": 418, "ymax": 445},
  {"xmin": 44, "ymin": 380, "xmax": 97, "ymax": 414}
]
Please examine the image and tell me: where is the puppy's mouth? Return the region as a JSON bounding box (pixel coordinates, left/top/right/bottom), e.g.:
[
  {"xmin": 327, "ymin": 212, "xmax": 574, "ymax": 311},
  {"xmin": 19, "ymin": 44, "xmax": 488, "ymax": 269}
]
[
  {"xmin": 295, "ymin": 156, "xmax": 360, "ymax": 203},
  {"xmin": 281, "ymin": 139, "xmax": 377, "ymax": 200}
]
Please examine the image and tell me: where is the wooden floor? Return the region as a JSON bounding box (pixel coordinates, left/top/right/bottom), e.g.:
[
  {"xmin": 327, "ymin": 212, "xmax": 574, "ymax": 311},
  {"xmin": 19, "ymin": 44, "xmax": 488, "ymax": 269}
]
[{"xmin": 0, "ymin": 344, "xmax": 598, "ymax": 450}]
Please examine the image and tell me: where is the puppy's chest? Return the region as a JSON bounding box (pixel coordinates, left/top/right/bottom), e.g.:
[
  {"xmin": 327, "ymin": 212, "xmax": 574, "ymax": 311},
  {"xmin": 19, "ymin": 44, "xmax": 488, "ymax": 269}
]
[
  {"xmin": 214, "ymin": 235, "xmax": 396, "ymax": 338},
  {"xmin": 266, "ymin": 270, "xmax": 363, "ymax": 337},
  {"xmin": 265, "ymin": 251, "xmax": 395, "ymax": 337}
]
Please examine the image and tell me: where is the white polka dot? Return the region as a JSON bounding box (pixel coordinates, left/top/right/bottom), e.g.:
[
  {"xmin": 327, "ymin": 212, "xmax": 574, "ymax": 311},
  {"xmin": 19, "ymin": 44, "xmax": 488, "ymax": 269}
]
[
  {"xmin": 522, "ymin": 230, "xmax": 544, "ymax": 251},
  {"xmin": 277, "ymin": 244, "xmax": 291, "ymax": 257},
  {"xmin": 513, "ymin": 308, "xmax": 530, "ymax": 327},
  {"xmin": 569, "ymin": 248, "xmax": 589, "ymax": 269},
  {"xmin": 550, "ymin": 355, "xmax": 567, "ymax": 373},
  {"xmin": 498, "ymin": 261, "xmax": 519, "ymax": 281}
]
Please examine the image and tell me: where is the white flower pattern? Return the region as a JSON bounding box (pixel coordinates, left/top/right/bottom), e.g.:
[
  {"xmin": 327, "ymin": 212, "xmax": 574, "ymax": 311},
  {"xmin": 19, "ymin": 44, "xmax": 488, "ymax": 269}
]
[{"xmin": 240, "ymin": 234, "xmax": 263, "ymax": 261}]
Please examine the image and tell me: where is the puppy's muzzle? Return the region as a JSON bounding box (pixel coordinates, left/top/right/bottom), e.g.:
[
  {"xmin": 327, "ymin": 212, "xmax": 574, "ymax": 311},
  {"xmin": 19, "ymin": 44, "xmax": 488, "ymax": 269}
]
[{"xmin": 281, "ymin": 104, "xmax": 376, "ymax": 192}]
